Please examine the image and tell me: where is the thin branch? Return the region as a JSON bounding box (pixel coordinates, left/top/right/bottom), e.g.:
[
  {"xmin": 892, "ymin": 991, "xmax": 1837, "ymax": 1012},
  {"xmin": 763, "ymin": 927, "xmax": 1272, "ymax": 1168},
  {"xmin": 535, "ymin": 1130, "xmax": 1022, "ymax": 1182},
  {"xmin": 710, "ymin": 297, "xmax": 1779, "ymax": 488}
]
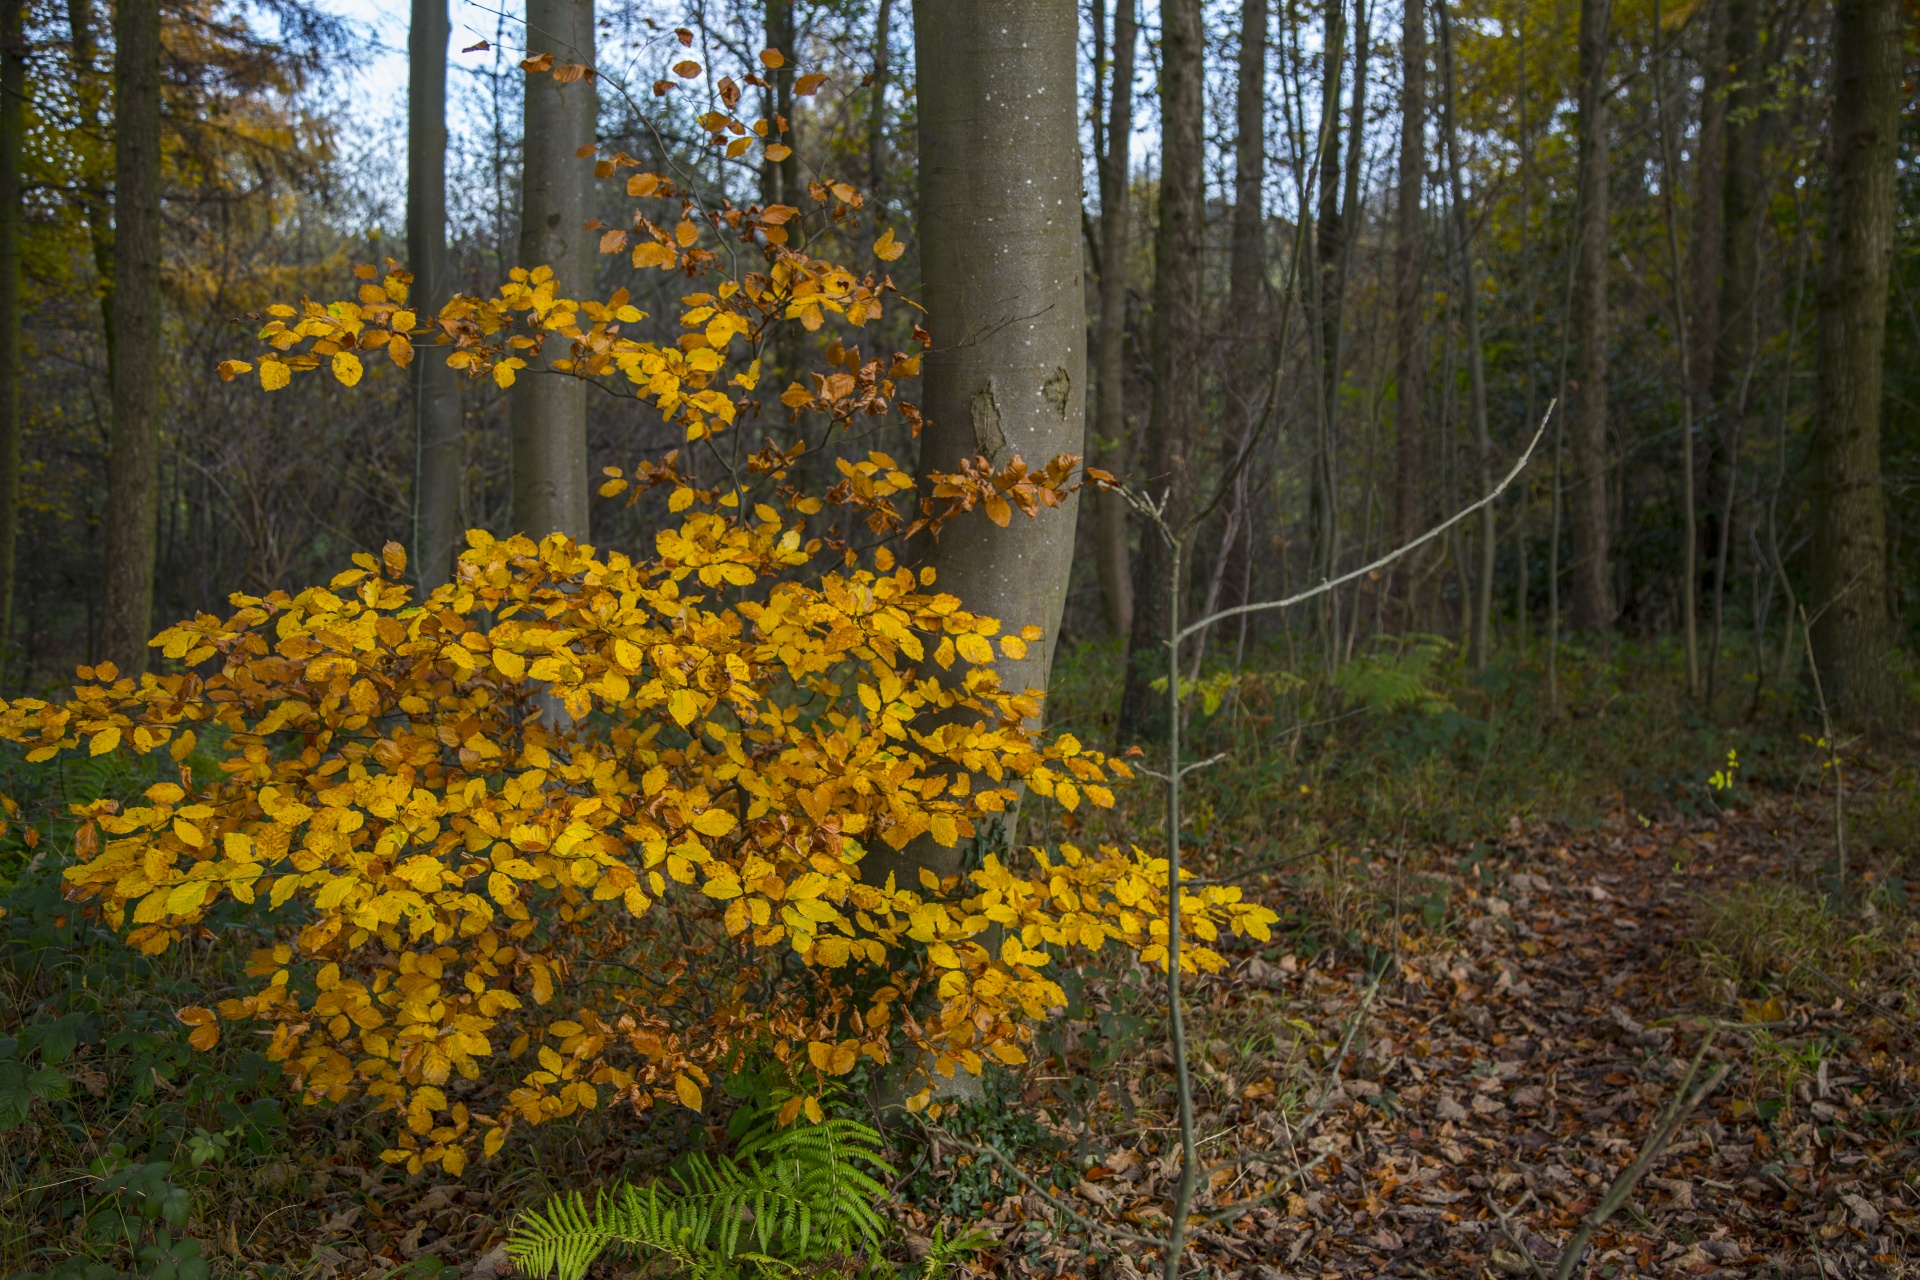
[
  {"xmin": 1173, "ymin": 402, "xmax": 1555, "ymax": 644},
  {"xmin": 1548, "ymin": 1037, "xmax": 1731, "ymax": 1280}
]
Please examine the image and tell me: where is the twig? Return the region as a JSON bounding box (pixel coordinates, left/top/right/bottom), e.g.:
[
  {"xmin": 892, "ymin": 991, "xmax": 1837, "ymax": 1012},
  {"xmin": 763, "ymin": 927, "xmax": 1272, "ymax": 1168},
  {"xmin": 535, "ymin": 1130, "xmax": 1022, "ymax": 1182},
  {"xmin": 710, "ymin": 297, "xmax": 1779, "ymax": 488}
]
[
  {"xmin": 1173, "ymin": 403, "xmax": 1554, "ymax": 644},
  {"xmin": 1482, "ymin": 1190, "xmax": 1553, "ymax": 1280},
  {"xmin": 1547, "ymin": 1037, "xmax": 1732, "ymax": 1280}
]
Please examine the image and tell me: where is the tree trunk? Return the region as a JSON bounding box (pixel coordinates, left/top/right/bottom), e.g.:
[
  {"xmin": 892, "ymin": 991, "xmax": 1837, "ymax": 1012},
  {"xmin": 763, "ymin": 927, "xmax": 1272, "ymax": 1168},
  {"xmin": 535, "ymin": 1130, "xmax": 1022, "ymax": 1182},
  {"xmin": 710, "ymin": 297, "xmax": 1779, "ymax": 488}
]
[
  {"xmin": 1566, "ymin": 0, "xmax": 1612, "ymax": 632},
  {"xmin": 1308, "ymin": 0, "xmax": 1347, "ymax": 612},
  {"xmin": 1437, "ymin": 0, "xmax": 1491, "ymax": 669},
  {"xmin": 762, "ymin": 0, "xmax": 799, "ymax": 208},
  {"xmin": 1707, "ymin": 0, "xmax": 1759, "ymax": 573},
  {"xmin": 67, "ymin": 0, "xmax": 116, "ymax": 382},
  {"xmin": 1116, "ymin": 0, "xmax": 1202, "ymax": 744},
  {"xmin": 1391, "ymin": 0, "xmax": 1425, "ymax": 631},
  {"xmin": 0, "ymin": 0, "xmax": 21, "ymax": 673},
  {"xmin": 1092, "ymin": 0, "xmax": 1136, "ymax": 637},
  {"xmin": 411, "ymin": 0, "xmax": 462, "ymax": 584},
  {"xmin": 867, "ymin": 0, "xmax": 893, "ymax": 203},
  {"xmin": 1809, "ymin": 0, "xmax": 1900, "ymax": 727},
  {"xmin": 101, "ymin": 0, "xmax": 162, "ymax": 673},
  {"xmin": 1220, "ymin": 0, "xmax": 1267, "ymax": 620},
  {"xmin": 1689, "ymin": 0, "xmax": 1727, "ymax": 409},
  {"xmin": 910, "ymin": 0, "xmax": 1087, "ymax": 817},
  {"xmin": 512, "ymin": 0, "xmax": 595, "ymax": 542}
]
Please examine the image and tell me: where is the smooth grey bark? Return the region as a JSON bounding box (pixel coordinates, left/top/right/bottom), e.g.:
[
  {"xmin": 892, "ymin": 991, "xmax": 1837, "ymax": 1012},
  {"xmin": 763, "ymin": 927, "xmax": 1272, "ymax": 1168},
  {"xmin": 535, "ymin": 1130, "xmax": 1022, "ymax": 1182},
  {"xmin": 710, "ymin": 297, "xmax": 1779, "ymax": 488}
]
[
  {"xmin": 1092, "ymin": 0, "xmax": 1136, "ymax": 637},
  {"xmin": 101, "ymin": 0, "xmax": 162, "ymax": 673},
  {"xmin": 0, "ymin": 0, "xmax": 21, "ymax": 670},
  {"xmin": 410, "ymin": 0, "xmax": 462, "ymax": 583},
  {"xmin": 1117, "ymin": 0, "xmax": 1202, "ymax": 743},
  {"xmin": 1391, "ymin": 0, "xmax": 1425, "ymax": 631},
  {"xmin": 1566, "ymin": 0, "xmax": 1613, "ymax": 631},
  {"xmin": 907, "ymin": 0, "xmax": 1086, "ymax": 843},
  {"xmin": 512, "ymin": 0, "xmax": 595, "ymax": 542},
  {"xmin": 1436, "ymin": 0, "xmax": 1491, "ymax": 669},
  {"xmin": 1809, "ymin": 0, "xmax": 1901, "ymax": 727}
]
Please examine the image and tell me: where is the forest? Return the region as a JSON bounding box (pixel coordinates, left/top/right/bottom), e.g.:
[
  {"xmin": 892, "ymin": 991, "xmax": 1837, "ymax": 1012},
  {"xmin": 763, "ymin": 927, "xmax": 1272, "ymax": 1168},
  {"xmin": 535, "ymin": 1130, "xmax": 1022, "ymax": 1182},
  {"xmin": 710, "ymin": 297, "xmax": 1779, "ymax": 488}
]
[{"xmin": 0, "ymin": 0, "xmax": 1916, "ymax": 1277}]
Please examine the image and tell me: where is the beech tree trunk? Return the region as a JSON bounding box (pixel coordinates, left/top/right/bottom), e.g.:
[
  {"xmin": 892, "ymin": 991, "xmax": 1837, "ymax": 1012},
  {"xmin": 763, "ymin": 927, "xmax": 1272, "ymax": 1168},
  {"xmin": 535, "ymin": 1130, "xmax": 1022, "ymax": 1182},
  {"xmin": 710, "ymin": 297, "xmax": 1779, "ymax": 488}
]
[
  {"xmin": 1706, "ymin": 0, "xmax": 1759, "ymax": 569},
  {"xmin": 1116, "ymin": 0, "xmax": 1202, "ymax": 744},
  {"xmin": 0, "ymin": 0, "xmax": 21, "ymax": 668},
  {"xmin": 910, "ymin": 0, "xmax": 1086, "ymax": 810},
  {"xmin": 1391, "ymin": 0, "xmax": 1425, "ymax": 631},
  {"xmin": 867, "ymin": 0, "xmax": 893, "ymax": 204},
  {"xmin": 762, "ymin": 1, "xmax": 799, "ymax": 208},
  {"xmin": 1308, "ymin": 0, "xmax": 1347, "ymax": 608},
  {"xmin": 411, "ymin": 0, "xmax": 462, "ymax": 584},
  {"xmin": 1566, "ymin": 0, "xmax": 1613, "ymax": 631},
  {"xmin": 1092, "ymin": 0, "xmax": 1136, "ymax": 637},
  {"xmin": 1809, "ymin": 0, "xmax": 1900, "ymax": 727},
  {"xmin": 512, "ymin": 0, "xmax": 595, "ymax": 542},
  {"xmin": 101, "ymin": 0, "xmax": 162, "ymax": 673}
]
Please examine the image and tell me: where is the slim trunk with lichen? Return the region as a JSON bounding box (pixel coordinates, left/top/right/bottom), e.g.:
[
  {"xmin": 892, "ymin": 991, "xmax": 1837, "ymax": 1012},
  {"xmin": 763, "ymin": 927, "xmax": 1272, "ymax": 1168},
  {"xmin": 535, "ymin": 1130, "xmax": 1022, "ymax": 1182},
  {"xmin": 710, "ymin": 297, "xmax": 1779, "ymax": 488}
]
[
  {"xmin": 1391, "ymin": 0, "xmax": 1425, "ymax": 632},
  {"xmin": 1091, "ymin": 0, "xmax": 1137, "ymax": 639},
  {"xmin": 101, "ymin": 0, "xmax": 162, "ymax": 673},
  {"xmin": 512, "ymin": 0, "xmax": 595, "ymax": 542},
  {"xmin": 1808, "ymin": 0, "xmax": 1900, "ymax": 728},
  {"xmin": 1566, "ymin": 0, "xmax": 1613, "ymax": 632},
  {"xmin": 411, "ymin": 0, "xmax": 462, "ymax": 583},
  {"xmin": 1116, "ymin": 0, "xmax": 1202, "ymax": 744}
]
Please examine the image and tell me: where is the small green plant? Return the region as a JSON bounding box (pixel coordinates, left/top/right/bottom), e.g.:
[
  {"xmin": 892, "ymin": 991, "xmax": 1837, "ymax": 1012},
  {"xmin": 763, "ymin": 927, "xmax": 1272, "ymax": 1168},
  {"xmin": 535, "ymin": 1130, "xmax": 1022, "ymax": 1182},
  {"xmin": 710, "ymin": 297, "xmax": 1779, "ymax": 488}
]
[{"xmin": 507, "ymin": 1093, "xmax": 896, "ymax": 1280}]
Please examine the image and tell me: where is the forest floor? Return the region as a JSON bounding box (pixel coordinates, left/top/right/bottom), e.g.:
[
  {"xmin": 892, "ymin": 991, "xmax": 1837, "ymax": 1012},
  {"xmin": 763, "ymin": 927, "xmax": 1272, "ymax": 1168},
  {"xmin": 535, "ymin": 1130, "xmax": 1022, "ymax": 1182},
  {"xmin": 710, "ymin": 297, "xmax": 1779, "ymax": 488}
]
[
  {"xmin": 929, "ymin": 799, "xmax": 1920, "ymax": 1280},
  {"xmin": 4, "ymin": 644, "xmax": 1917, "ymax": 1280}
]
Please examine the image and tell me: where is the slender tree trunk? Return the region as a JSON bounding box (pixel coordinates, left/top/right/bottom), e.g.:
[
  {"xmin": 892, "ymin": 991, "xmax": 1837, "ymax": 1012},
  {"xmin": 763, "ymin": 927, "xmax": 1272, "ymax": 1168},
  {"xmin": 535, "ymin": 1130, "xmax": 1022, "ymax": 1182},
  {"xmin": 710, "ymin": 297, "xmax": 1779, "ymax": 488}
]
[
  {"xmin": 1117, "ymin": 0, "xmax": 1202, "ymax": 743},
  {"xmin": 1566, "ymin": 0, "xmax": 1613, "ymax": 631},
  {"xmin": 1653, "ymin": 0, "xmax": 1700, "ymax": 694},
  {"xmin": 512, "ymin": 0, "xmax": 595, "ymax": 542},
  {"xmin": 1707, "ymin": 0, "xmax": 1760, "ymax": 595},
  {"xmin": 1092, "ymin": 0, "xmax": 1136, "ymax": 638},
  {"xmin": 101, "ymin": 0, "xmax": 162, "ymax": 673},
  {"xmin": 1220, "ymin": 0, "xmax": 1268, "ymax": 621},
  {"xmin": 1436, "ymin": 0, "xmax": 1491, "ymax": 669},
  {"xmin": 67, "ymin": 0, "xmax": 116, "ymax": 382},
  {"xmin": 0, "ymin": 0, "xmax": 22, "ymax": 672},
  {"xmin": 411, "ymin": 0, "xmax": 462, "ymax": 584},
  {"xmin": 1809, "ymin": 0, "xmax": 1900, "ymax": 727},
  {"xmin": 762, "ymin": 0, "xmax": 799, "ymax": 207},
  {"xmin": 1309, "ymin": 0, "xmax": 1347, "ymax": 622},
  {"xmin": 910, "ymin": 0, "xmax": 1086, "ymax": 773},
  {"xmin": 1391, "ymin": 0, "xmax": 1425, "ymax": 632},
  {"xmin": 1690, "ymin": 0, "xmax": 1727, "ymax": 409},
  {"xmin": 867, "ymin": 0, "xmax": 893, "ymax": 203}
]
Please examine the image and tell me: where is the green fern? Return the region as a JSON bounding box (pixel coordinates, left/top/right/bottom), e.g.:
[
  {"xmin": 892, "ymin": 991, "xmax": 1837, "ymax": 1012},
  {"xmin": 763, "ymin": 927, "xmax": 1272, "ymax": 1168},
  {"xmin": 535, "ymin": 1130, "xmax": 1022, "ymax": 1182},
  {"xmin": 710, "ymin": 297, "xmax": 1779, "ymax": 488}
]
[{"xmin": 507, "ymin": 1105, "xmax": 896, "ymax": 1280}]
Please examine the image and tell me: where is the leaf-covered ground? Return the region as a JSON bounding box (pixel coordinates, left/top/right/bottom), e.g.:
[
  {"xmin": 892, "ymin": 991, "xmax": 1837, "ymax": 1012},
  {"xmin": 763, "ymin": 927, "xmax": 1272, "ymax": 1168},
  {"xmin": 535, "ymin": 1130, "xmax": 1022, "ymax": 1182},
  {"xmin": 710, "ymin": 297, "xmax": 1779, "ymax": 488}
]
[
  {"xmin": 7, "ymin": 774, "xmax": 1916, "ymax": 1280},
  {"xmin": 904, "ymin": 800, "xmax": 1918, "ymax": 1280}
]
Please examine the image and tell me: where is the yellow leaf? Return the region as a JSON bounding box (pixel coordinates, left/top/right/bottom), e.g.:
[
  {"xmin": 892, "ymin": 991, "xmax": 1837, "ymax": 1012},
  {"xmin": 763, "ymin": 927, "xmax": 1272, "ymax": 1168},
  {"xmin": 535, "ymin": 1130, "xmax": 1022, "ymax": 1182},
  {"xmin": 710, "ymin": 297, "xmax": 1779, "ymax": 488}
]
[
  {"xmin": 217, "ymin": 359, "xmax": 253, "ymax": 381},
  {"xmin": 89, "ymin": 726, "xmax": 121, "ymax": 756},
  {"xmin": 669, "ymin": 689, "xmax": 699, "ymax": 728},
  {"xmin": 758, "ymin": 48, "xmax": 785, "ymax": 68},
  {"xmin": 829, "ymin": 1041, "xmax": 858, "ymax": 1075},
  {"xmin": 332, "ymin": 351, "xmax": 364, "ymax": 387},
  {"xmin": 807, "ymin": 1040, "xmax": 832, "ymax": 1072},
  {"xmin": 802, "ymin": 1096, "xmax": 824, "ymax": 1123},
  {"xmin": 675, "ymin": 1073, "xmax": 703, "ymax": 1111},
  {"xmin": 691, "ymin": 809, "xmax": 736, "ymax": 837},
  {"xmin": 929, "ymin": 813, "xmax": 958, "ymax": 847},
  {"xmin": 873, "ymin": 228, "xmax": 905, "ymax": 261},
  {"xmin": 493, "ymin": 649, "xmax": 526, "ymax": 679},
  {"xmin": 676, "ymin": 220, "xmax": 699, "ymax": 247},
  {"xmin": 795, "ymin": 72, "xmax": 827, "ymax": 95},
  {"xmin": 984, "ymin": 494, "xmax": 1011, "ymax": 527},
  {"xmin": 669, "ymin": 486, "xmax": 696, "ymax": 513},
  {"xmin": 484, "ymin": 1127, "xmax": 507, "ymax": 1157},
  {"xmin": 764, "ymin": 143, "xmax": 792, "ymax": 162},
  {"xmin": 259, "ymin": 360, "xmax": 290, "ymax": 391},
  {"xmin": 990, "ymin": 1041, "xmax": 1028, "ymax": 1065}
]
